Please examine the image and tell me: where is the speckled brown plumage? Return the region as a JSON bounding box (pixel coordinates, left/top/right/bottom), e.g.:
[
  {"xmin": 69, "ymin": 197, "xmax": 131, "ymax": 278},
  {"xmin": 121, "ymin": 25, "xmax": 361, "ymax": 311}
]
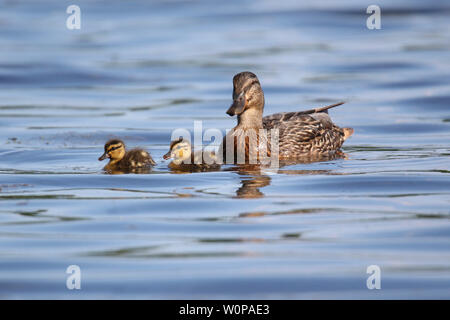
[
  {"xmin": 263, "ymin": 112, "xmax": 351, "ymax": 158},
  {"xmin": 122, "ymin": 148, "xmax": 155, "ymax": 168}
]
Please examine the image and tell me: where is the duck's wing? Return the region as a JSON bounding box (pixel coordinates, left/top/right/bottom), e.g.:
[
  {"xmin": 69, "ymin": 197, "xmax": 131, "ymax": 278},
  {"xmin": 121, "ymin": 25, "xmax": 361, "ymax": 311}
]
[
  {"xmin": 263, "ymin": 101, "xmax": 344, "ymax": 122},
  {"xmin": 264, "ymin": 114, "xmax": 324, "ymax": 143},
  {"xmin": 264, "ymin": 113, "xmax": 349, "ymax": 157},
  {"xmin": 263, "ymin": 102, "xmax": 345, "ymax": 130}
]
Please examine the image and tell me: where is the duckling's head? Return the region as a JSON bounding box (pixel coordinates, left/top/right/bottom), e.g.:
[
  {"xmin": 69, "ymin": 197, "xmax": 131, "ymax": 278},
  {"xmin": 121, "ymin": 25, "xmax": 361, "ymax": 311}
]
[
  {"xmin": 227, "ymin": 71, "xmax": 265, "ymax": 117},
  {"xmin": 163, "ymin": 138, "xmax": 192, "ymax": 165},
  {"xmin": 99, "ymin": 139, "xmax": 126, "ymax": 162}
]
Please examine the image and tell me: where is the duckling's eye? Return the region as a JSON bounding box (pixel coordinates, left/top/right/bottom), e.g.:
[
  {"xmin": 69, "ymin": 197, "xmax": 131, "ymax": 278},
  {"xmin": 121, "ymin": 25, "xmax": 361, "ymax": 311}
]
[{"xmin": 108, "ymin": 145, "xmax": 122, "ymax": 152}]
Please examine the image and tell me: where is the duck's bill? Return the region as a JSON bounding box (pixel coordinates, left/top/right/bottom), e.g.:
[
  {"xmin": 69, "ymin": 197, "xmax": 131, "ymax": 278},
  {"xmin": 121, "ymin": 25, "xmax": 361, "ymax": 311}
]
[
  {"xmin": 163, "ymin": 151, "xmax": 172, "ymax": 160},
  {"xmin": 98, "ymin": 153, "xmax": 109, "ymax": 161},
  {"xmin": 226, "ymin": 94, "xmax": 246, "ymax": 116}
]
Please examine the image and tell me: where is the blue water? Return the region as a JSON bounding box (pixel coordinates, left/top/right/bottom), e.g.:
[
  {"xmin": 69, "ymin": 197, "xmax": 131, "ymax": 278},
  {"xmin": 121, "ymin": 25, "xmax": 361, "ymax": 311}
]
[{"xmin": 0, "ymin": 0, "xmax": 449, "ymax": 299}]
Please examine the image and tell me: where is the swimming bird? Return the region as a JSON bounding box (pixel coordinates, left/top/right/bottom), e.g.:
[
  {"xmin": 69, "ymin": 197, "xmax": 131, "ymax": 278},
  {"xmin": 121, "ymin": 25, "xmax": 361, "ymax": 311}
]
[
  {"xmin": 163, "ymin": 138, "xmax": 220, "ymax": 172},
  {"xmin": 98, "ymin": 139, "xmax": 155, "ymax": 172},
  {"xmin": 221, "ymin": 71, "xmax": 353, "ymax": 163}
]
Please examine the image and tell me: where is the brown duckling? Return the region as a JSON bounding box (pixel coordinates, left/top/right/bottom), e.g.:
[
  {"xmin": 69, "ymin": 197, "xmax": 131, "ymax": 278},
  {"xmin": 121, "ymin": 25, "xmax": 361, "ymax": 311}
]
[
  {"xmin": 221, "ymin": 71, "xmax": 354, "ymax": 163},
  {"xmin": 163, "ymin": 138, "xmax": 220, "ymax": 172},
  {"xmin": 99, "ymin": 139, "xmax": 155, "ymax": 172}
]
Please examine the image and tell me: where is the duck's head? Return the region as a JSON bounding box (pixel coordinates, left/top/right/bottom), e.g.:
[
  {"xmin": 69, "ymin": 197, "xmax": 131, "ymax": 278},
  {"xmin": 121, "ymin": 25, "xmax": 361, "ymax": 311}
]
[
  {"xmin": 226, "ymin": 71, "xmax": 265, "ymax": 117},
  {"xmin": 99, "ymin": 139, "xmax": 126, "ymax": 162},
  {"xmin": 163, "ymin": 138, "xmax": 192, "ymax": 165}
]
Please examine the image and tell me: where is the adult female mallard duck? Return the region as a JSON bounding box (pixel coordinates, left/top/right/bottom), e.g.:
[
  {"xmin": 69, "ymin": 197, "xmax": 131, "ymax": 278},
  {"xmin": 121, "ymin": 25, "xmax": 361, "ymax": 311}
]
[
  {"xmin": 99, "ymin": 139, "xmax": 155, "ymax": 173},
  {"xmin": 163, "ymin": 138, "xmax": 220, "ymax": 172},
  {"xmin": 220, "ymin": 71, "xmax": 353, "ymax": 163}
]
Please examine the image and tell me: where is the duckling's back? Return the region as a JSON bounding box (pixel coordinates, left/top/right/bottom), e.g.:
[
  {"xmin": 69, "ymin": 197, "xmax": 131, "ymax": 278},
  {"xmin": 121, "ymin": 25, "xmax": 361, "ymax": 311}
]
[{"xmin": 123, "ymin": 148, "xmax": 156, "ymax": 168}]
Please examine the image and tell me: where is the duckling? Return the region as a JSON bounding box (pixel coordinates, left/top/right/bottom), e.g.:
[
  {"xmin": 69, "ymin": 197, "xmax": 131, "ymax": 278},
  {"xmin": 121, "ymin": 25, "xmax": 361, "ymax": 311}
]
[
  {"xmin": 221, "ymin": 71, "xmax": 354, "ymax": 163},
  {"xmin": 98, "ymin": 139, "xmax": 155, "ymax": 172},
  {"xmin": 163, "ymin": 138, "xmax": 220, "ymax": 172}
]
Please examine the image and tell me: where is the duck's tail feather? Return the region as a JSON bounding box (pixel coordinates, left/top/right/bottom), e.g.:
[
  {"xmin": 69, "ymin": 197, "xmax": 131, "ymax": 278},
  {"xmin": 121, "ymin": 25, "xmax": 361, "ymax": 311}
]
[
  {"xmin": 343, "ymin": 127, "xmax": 354, "ymax": 140},
  {"xmin": 300, "ymin": 101, "xmax": 346, "ymax": 115}
]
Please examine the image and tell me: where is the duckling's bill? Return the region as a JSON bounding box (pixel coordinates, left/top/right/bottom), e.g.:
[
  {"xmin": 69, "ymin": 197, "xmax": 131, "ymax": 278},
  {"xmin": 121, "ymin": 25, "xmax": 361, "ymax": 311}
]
[
  {"xmin": 163, "ymin": 150, "xmax": 172, "ymax": 160},
  {"xmin": 98, "ymin": 152, "xmax": 109, "ymax": 161}
]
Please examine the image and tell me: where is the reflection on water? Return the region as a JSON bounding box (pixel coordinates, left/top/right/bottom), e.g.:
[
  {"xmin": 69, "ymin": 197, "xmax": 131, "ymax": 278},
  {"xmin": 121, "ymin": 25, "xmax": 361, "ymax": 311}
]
[
  {"xmin": 102, "ymin": 167, "xmax": 153, "ymax": 175},
  {"xmin": 235, "ymin": 172, "xmax": 271, "ymax": 199},
  {"xmin": 0, "ymin": 0, "xmax": 449, "ymax": 299},
  {"xmin": 232, "ymin": 154, "xmax": 346, "ymax": 198}
]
